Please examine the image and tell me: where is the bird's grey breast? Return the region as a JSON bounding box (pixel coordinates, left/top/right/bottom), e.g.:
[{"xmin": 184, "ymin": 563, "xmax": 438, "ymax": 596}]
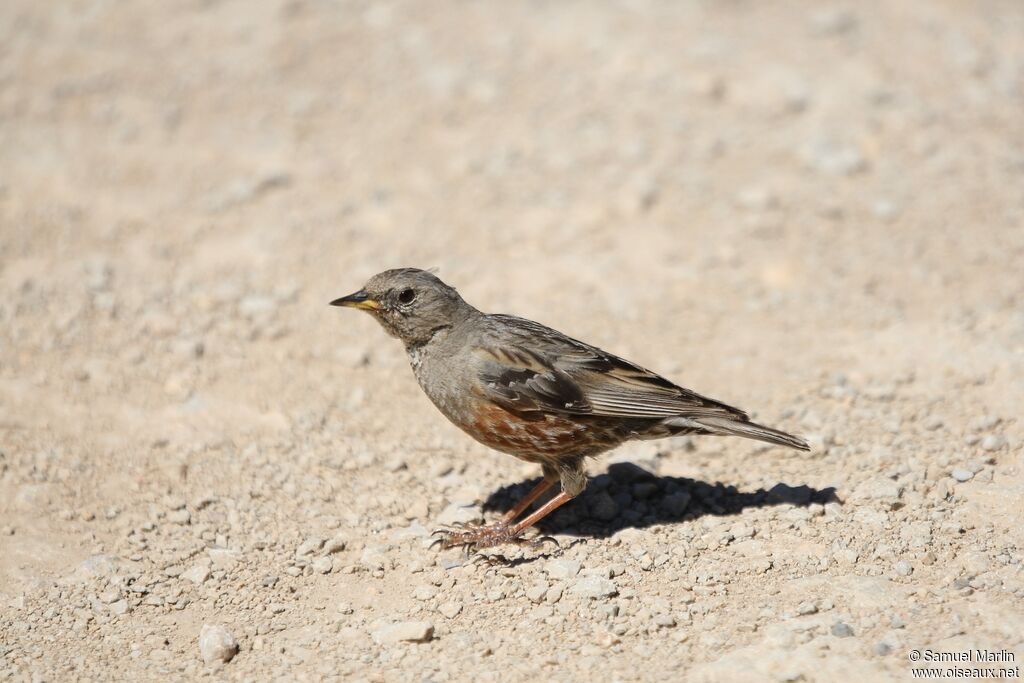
[{"xmin": 405, "ymin": 332, "xmax": 477, "ymax": 426}]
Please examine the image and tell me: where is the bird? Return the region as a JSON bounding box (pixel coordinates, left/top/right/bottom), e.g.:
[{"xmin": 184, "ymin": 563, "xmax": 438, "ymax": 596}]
[{"xmin": 331, "ymin": 268, "xmax": 809, "ymax": 550}]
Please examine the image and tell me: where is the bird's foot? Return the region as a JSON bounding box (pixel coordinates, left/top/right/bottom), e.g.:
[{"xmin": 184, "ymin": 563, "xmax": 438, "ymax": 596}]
[{"xmin": 430, "ymin": 522, "xmax": 558, "ymax": 552}]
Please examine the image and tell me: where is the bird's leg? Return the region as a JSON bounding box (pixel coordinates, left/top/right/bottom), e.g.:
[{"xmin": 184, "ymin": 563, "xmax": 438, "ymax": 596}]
[
  {"xmin": 432, "ymin": 462, "xmax": 583, "ymax": 551},
  {"xmin": 430, "ymin": 479, "xmax": 554, "ymax": 550},
  {"xmin": 506, "ymin": 491, "xmax": 573, "ymax": 536},
  {"xmin": 499, "ymin": 478, "xmax": 555, "ymax": 525}
]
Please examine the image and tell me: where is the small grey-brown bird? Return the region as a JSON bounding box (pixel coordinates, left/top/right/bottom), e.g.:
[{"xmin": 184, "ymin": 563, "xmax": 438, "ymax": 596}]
[{"xmin": 332, "ymin": 268, "xmax": 808, "ymax": 549}]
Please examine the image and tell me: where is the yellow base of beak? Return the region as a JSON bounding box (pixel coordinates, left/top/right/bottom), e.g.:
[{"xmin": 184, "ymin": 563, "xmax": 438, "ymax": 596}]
[{"xmin": 330, "ymin": 290, "xmax": 380, "ymax": 310}]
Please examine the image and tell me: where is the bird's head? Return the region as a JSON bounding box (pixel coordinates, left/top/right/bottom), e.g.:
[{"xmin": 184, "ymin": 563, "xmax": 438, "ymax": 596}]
[{"xmin": 331, "ymin": 268, "xmax": 473, "ymax": 345}]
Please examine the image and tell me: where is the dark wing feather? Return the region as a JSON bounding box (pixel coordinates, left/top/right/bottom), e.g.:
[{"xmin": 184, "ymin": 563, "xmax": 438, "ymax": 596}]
[
  {"xmin": 475, "ymin": 334, "xmax": 591, "ymax": 415},
  {"xmin": 475, "ymin": 315, "xmax": 748, "ymax": 422}
]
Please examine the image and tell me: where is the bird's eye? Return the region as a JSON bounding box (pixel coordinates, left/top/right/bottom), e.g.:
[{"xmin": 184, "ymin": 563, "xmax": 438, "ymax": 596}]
[{"xmin": 398, "ymin": 288, "xmax": 416, "ymax": 304}]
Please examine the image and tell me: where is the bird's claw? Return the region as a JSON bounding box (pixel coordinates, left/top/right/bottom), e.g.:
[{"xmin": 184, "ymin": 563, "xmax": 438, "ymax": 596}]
[
  {"xmin": 428, "ymin": 521, "xmax": 527, "ymax": 551},
  {"xmin": 429, "ymin": 521, "xmax": 562, "ymax": 554},
  {"xmin": 430, "ymin": 521, "xmax": 487, "ymax": 536},
  {"xmin": 530, "ymin": 535, "xmax": 560, "ymax": 549}
]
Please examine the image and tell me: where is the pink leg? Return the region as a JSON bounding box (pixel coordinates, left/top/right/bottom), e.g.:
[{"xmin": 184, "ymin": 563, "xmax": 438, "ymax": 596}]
[
  {"xmin": 507, "ymin": 491, "xmax": 573, "ymax": 535},
  {"xmin": 500, "ymin": 478, "xmax": 555, "ymax": 524}
]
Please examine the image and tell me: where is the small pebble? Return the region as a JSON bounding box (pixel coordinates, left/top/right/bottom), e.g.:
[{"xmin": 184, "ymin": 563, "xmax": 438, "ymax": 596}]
[
  {"xmin": 796, "ymin": 601, "xmax": 818, "ymax": 616},
  {"xmin": 525, "ymin": 582, "xmax": 548, "ymax": 603},
  {"xmin": 295, "ymin": 537, "xmax": 324, "ymax": 557},
  {"xmin": 182, "ymin": 565, "xmax": 211, "ymax": 586},
  {"xmin": 831, "ymin": 622, "xmax": 855, "ymax": 638},
  {"xmin": 802, "ymin": 139, "xmax": 867, "ymax": 175},
  {"xmin": 546, "ymin": 559, "xmax": 581, "ymax": 580},
  {"xmin": 570, "ymin": 576, "xmax": 617, "ymax": 600},
  {"xmin": 981, "ymin": 434, "xmax": 1007, "ymax": 451},
  {"xmin": 414, "ymin": 586, "xmax": 437, "ymax": 601},
  {"xmin": 166, "ymin": 508, "xmax": 191, "ymax": 525},
  {"xmin": 973, "ymin": 415, "xmax": 1000, "ymax": 430},
  {"xmin": 372, "ymin": 621, "xmax": 434, "ymax": 644},
  {"xmin": 735, "ymin": 187, "xmax": 778, "ymax": 211},
  {"xmin": 324, "ymin": 535, "xmax": 347, "ymax": 554},
  {"xmin": 951, "ymin": 469, "xmax": 974, "ymax": 483},
  {"xmin": 208, "ymin": 549, "xmax": 240, "ymax": 569},
  {"xmin": 108, "ymin": 600, "xmax": 130, "ymax": 616},
  {"xmin": 439, "ymin": 602, "xmax": 462, "ymax": 619},
  {"xmin": 199, "ymin": 624, "xmax": 238, "ymax": 664}
]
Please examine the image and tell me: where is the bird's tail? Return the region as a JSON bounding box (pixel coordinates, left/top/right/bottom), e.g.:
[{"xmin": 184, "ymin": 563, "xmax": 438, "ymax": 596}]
[
  {"xmin": 698, "ymin": 416, "xmax": 810, "ymax": 451},
  {"xmin": 665, "ymin": 415, "xmax": 810, "ymax": 451}
]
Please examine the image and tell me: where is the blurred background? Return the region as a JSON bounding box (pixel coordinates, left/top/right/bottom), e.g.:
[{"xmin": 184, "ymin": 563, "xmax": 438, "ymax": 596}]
[{"xmin": 1, "ymin": 1, "xmax": 1023, "ymax": 680}]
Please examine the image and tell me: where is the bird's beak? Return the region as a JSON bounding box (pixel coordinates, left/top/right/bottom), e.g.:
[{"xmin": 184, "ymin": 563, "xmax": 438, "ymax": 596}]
[{"xmin": 329, "ymin": 290, "xmax": 380, "ymax": 310}]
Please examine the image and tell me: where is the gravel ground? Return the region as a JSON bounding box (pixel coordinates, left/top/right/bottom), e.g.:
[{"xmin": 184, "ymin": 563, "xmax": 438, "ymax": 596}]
[{"xmin": 2, "ymin": 1, "xmax": 1023, "ymax": 681}]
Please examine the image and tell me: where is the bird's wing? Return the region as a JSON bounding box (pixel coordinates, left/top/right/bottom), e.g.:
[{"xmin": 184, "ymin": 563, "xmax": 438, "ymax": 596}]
[
  {"xmin": 472, "ymin": 336, "xmax": 592, "ymax": 415},
  {"xmin": 474, "ymin": 315, "xmax": 748, "ymax": 421}
]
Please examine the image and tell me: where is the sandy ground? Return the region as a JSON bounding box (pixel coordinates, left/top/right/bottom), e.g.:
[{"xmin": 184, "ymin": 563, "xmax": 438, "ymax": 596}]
[{"xmin": 2, "ymin": 1, "xmax": 1024, "ymax": 681}]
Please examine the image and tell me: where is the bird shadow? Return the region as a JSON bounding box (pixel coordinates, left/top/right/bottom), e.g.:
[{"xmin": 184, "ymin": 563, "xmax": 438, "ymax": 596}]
[{"xmin": 482, "ymin": 461, "xmax": 841, "ymax": 539}]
